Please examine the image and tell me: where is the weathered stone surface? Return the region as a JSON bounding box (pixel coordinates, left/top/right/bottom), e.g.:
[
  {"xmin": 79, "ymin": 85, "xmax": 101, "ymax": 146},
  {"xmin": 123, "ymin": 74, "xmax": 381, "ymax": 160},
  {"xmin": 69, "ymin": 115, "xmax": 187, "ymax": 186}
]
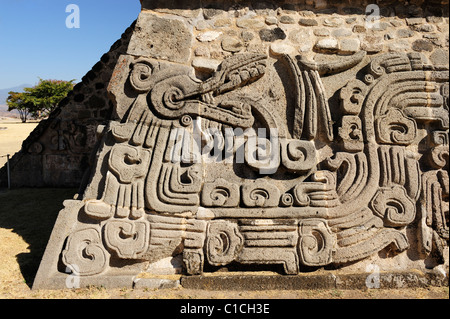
[
  {"xmin": 396, "ymin": 28, "xmax": 415, "ymax": 38},
  {"xmin": 331, "ymin": 28, "xmax": 352, "ymax": 37},
  {"xmin": 197, "ymin": 31, "xmax": 222, "ymax": 42},
  {"xmin": 361, "ymin": 35, "xmax": 384, "ymax": 52},
  {"xmin": 203, "ymin": 8, "xmax": 224, "ymax": 20},
  {"xmin": 279, "ymin": 15, "xmax": 296, "ymax": 24},
  {"xmin": 192, "ymin": 57, "xmax": 221, "ymax": 72},
  {"xmin": 412, "ymin": 39, "xmax": 435, "ymax": 51},
  {"xmin": 127, "ymin": 13, "xmax": 192, "ymax": 63},
  {"xmin": 236, "ymin": 33, "xmax": 250, "ymax": 45},
  {"xmin": 270, "ymin": 42, "xmax": 296, "ymax": 55},
  {"xmin": 352, "ymin": 25, "xmax": 366, "ymax": 33},
  {"xmin": 180, "ymin": 271, "xmax": 448, "ymax": 290},
  {"xmin": 134, "ymin": 278, "xmax": 180, "ymax": 289},
  {"xmin": 313, "ymin": 28, "xmax": 330, "ymax": 37},
  {"xmin": 406, "ymin": 17, "xmax": 424, "ymax": 26},
  {"xmin": 299, "ymin": 18, "xmax": 318, "ymax": 26},
  {"xmin": 21, "ymin": 0, "xmax": 450, "ymax": 291},
  {"xmin": 339, "ymin": 38, "xmax": 361, "ymax": 53},
  {"xmin": 236, "ymin": 17, "xmax": 265, "ymax": 29},
  {"xmin": 429, "ymin": 48, "xmax": 450, "ymax": 66},
  {"xmin": 259, "ymin": 27, "xmax": 287, "ymax": 41},
  {"xmin": 388, "ymin": 39, "xmax": 411, "ymax": 52},
  {"xmin": 265, "ymin": 16, "xmax": 278, "ymax": 25},
  {"xmin": 221, "ymin": 36, "xmax": 244, "ymax": 52},
  {"xmin": 322, "ymin": 17, "xmax": 344, "ymax": 27},
  {"xmin": 315, "ymin": 37, "xmax": 339, "ymax": 52}
]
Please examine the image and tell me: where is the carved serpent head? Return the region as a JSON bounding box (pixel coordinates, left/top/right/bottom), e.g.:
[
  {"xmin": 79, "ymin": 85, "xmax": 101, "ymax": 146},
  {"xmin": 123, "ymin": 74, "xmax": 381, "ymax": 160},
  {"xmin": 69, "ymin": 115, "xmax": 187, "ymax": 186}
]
[{"xmin": 129, "ymin": 54, "xmax": 267, "ymax": 128}]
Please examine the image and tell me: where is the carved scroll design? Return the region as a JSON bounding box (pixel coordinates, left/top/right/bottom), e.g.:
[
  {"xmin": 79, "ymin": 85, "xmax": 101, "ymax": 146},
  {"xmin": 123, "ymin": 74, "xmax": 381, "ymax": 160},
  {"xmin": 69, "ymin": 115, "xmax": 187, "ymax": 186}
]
[
  {"xmin": 280, "ymin": 139, "xmax": 316, "ymax": 173},
  {"xmin": 201, "ymin": 179, "xmax": 240, "ymax": 207},
  {"xmin": 62, "ymin": 228, "xmax": 109, "ymax": 276},
  {"xmin": 206, "ymin": 221, "xmax": 244, "ymax": 266},
  {"xmin": 375, "ymin": 108, "xmax": 417, "ymax": 145},
  {"xmin": 293, "ymin": 171, "xmax": 340, "ymax": 207},
  {"xmin": 103, "ymin": 220, "xmax": 150, "ymax": 259},
  {"xmin": 85, "ymin": 143, "xmax": 150, "ymax": 220},
  {"xmin": 371, "ymin": 186, "xmax": 416, "ymax": 227},
  {"xmin": 326, "ymin": 152, "xmax": 368, "ymax": 204},
  {"xmin": 50, "ymin": 48, "xmax": 450, "ymax": 283},
  {"xmin": 242, "ymin": 180, "xmax": 281, "ymax": 208},
  {"xmin": 298, "ymin": 219, "xmax": 334, "ymax": 267},
  {"xmin": 418, "ymin": 170, "xmax": 449, "ymax": 259}
]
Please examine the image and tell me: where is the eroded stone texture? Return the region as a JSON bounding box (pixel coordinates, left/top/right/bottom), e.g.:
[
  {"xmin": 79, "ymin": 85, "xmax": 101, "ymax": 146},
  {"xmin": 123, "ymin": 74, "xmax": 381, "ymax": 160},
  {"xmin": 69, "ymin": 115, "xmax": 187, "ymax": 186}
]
[
  {"xmin": 127, "ymin": 13, "xmax": 193, "ymax": 63},
  {"xmin": 32, "ymin": 0, "xmax": 449, "ymax": 289}
]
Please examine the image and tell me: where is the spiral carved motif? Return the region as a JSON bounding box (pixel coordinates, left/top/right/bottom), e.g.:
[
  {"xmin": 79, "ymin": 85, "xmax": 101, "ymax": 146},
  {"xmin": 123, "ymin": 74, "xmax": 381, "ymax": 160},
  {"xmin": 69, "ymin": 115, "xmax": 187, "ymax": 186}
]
[
  {"xmin": 130, "ymin": 60, "xmax": 156, "ymax": 92},
  {"xmin": 62, "ymin": 228, "xmax": 109, "ymax": 277},
  {"xmin": 298, "ymin": 219, "xmax": 334, "ymax": 267}
]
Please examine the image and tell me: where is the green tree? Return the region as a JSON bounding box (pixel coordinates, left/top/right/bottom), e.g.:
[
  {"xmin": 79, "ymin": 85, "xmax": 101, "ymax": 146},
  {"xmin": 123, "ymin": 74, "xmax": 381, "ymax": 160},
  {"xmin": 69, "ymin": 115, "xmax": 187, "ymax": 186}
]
[
  {"xmin": 7, "ymin": 79, "xmax": 75, "ymax": 123},
  {"xmin": 6, "ymin": 91, "xmax": 34, "ymax": 123}
]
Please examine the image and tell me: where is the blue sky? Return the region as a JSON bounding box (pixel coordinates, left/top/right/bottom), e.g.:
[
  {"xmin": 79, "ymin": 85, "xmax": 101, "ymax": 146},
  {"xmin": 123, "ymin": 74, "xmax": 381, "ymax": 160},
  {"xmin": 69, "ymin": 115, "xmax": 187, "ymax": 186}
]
[{"xmin": 0, "ymin": 0, "xmax": 141, "ymax": 89}]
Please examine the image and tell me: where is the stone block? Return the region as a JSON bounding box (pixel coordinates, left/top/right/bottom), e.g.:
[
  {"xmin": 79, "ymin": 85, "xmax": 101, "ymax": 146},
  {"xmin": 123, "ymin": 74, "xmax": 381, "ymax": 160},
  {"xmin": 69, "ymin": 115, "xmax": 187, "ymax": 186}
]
[
  {"xmin": 314, "ymin": 37, "xmax": 339, "ymax": 52},
  {"xmin": 259, "ymin": 27, "xmax": 287, "ymax": 42},
  {"xmin": 127, "ymin": 12, "xmax": 192, "ymax": 63},
  {"xmin": 361, "ymin": 35, "xmax": 384, "ymax": 52},
  {"xmin": 197, "ymin": 31, "xmax": 222, "ymax": 42},
  {"xmin": 221, "ymin": 37, "xmax": 244, "ymax": 52},
  {"xmin": 339, "ymin": 38, "xmax": 360, "ymax": 53},
  {"xmin": 412, "ymin": 39, "xmax": 434, "ymax": 52},
  {"xmin": 299, "ymin": 18, "xmax": 318, "ymax": 26}
]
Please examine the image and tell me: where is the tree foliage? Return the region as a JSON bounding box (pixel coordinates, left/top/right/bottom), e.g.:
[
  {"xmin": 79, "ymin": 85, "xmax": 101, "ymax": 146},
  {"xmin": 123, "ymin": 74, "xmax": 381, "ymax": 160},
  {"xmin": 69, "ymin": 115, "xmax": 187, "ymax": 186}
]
[{"xmin": 7, "ymin": 79, "xmax": 75, "ymax": 123}]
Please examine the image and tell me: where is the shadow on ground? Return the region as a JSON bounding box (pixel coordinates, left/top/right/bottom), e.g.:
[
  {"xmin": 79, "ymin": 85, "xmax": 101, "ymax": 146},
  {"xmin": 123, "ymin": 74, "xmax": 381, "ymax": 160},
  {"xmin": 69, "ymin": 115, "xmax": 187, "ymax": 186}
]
[{"xmin": 0, "ymin": 188, "xmax": 77, "ymax": 288}]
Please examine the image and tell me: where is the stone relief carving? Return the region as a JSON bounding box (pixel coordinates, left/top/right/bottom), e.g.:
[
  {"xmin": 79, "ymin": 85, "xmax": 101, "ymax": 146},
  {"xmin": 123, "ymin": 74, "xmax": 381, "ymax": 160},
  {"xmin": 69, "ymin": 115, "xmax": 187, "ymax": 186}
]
[{"xmin": 33, "ymin": 12, "xmax": 449, "ymax": 287}]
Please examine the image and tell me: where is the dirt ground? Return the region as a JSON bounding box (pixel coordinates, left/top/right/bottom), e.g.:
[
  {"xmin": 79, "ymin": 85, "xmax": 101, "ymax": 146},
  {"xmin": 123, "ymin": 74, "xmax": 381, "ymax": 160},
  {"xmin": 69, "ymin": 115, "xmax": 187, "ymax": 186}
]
[
  {"xmin": 0, "ymin": 118, "xmax": 448, "ymax": 300},
  {"xmin": 0, "ymin": 118, "xmax": 39, "ymax": 168}
]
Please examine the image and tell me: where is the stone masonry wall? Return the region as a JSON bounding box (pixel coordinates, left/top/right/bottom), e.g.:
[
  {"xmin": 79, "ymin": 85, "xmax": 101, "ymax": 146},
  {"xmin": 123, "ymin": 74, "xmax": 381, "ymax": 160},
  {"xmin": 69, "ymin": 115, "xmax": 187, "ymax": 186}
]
[{"xmin": 140, "ymin": 0, "xmax": 449, "ymax": 72}]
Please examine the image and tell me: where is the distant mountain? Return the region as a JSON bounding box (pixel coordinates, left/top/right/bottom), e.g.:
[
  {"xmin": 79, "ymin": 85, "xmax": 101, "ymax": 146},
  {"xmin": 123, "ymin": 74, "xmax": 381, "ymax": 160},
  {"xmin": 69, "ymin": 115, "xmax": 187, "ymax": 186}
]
[
  {"xmin": 0, "ymin": 84, "xmax": 31, "ymax": 118},
  {"xmin": 0, "ymin": 84, "xmax": 32, "ymax": 105},
  {"xmin": 0, "ymin": 105, "xmax": 18, "ymax": 118}
]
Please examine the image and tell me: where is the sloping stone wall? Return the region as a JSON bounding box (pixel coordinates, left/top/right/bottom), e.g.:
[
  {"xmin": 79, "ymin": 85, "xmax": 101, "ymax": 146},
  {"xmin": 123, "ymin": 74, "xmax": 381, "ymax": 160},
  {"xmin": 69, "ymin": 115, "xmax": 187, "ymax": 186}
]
[{"xmin": 0, "ymin": 22, "xmax": 136, "ymax": 188}]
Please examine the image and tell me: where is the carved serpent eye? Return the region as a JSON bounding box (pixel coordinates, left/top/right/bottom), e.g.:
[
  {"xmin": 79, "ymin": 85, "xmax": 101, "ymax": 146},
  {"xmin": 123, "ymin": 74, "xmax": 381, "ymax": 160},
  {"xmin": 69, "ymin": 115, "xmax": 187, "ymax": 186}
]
[{"xmin": 163, "ymin": 86, "xmax": 186, "ymax": 110}]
